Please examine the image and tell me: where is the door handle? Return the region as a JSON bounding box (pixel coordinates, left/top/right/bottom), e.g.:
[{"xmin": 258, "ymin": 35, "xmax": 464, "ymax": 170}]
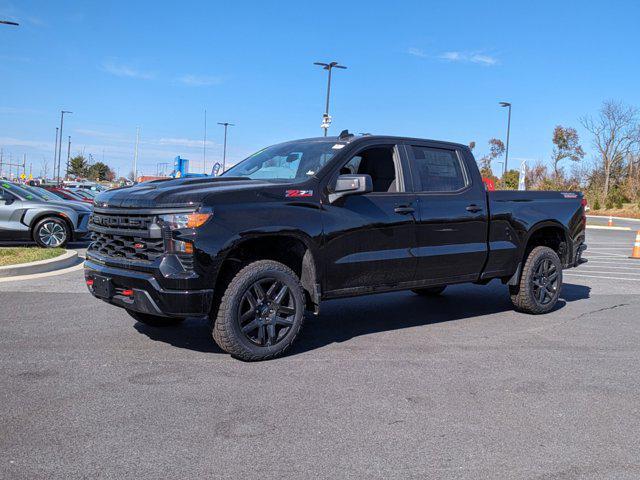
[
  {"xmin": 466, "ymin": 204, "xmax": 483, "ymax": 213},
  {"xmin": 394, "ymin": 205, "xmax": 415, "ymax": 214}
]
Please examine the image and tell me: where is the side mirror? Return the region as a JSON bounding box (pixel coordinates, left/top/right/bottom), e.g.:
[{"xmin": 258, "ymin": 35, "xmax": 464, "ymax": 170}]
[{"xmin": 328, "ymin": 174, "xmax": 372, "ymax": 203}]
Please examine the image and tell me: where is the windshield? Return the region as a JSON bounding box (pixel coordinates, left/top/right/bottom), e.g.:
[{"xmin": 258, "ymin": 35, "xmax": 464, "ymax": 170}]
[{"xmin": 222, "ymin": 140, "xmax": 341, "ymax": 182}]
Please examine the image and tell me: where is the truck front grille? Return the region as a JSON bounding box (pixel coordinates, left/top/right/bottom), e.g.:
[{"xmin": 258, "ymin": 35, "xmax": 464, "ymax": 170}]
[
  {"xmin": 90, "ymin": 231, "xmax": 165, "ymax": 262},
  {"xmin": 88, "ymin": 213, "xmax": 164, "ymax": 262}
]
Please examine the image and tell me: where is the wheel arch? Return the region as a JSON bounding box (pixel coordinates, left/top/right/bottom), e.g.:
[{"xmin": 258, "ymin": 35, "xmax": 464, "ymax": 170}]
[
  {"xmin": 508, "ymin": 220, "xmax": 571, "ymax": 286},
  {"xmin": 214, "ymin": 232, "xmax": 321, "ymax": 314}
]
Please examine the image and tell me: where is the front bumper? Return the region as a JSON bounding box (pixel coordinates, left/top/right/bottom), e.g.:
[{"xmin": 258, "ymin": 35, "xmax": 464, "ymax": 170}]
[{"xmin": 84, "ymin": 259, "xmax": 213, "ymax": 318}]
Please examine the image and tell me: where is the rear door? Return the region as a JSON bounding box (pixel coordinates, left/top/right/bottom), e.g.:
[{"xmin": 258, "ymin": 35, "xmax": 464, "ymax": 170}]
[
  {"xmin": 321, "ymin": 142, "xmax": 418, "ymax": 294},
  {"xmin": 407, "ymin": 143, "xmax": 488, "ymax": 284}
]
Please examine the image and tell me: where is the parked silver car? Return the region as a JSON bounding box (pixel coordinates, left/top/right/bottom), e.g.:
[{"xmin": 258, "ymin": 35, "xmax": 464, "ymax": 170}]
[{"xmin": 0, "ymin": 182, "xmax": 91, "ymax": 248}]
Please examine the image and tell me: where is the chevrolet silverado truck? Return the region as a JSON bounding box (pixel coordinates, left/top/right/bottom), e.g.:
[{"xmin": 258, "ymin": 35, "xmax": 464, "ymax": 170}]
[{"xmin": 85, "ymin": 132, "xmax": 587, "ymax": 361}]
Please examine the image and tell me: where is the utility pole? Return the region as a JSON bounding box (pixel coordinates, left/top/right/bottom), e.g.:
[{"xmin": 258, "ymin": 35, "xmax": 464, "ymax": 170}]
[
  {"xmin": 499, "ymin": 102, "xmax": 512, "ymax": 175},
  {"xmin": 133, "ymin": 126, "xmax": 140, "ymax": 182},
  {"xmin": 65, "ymin": 136, "xmax": 71, "ymax": 178},
  {"xmin": 313, "ymin": 61, "xmax": 347, "ymax": 136},
  {"xmin": 203, "ymin": 109, "xmax": 207, "ymax": 174},
  {"xmin": 57, "ymin": 110, "xmax": 72, "ymax": 184},
  {"xmin": 53, "ymin": 127, "xmax": 59, "ymax": 180},
  {"xmin": 217, "ymin": 122, "xmax": 234, "ymax": 172}
]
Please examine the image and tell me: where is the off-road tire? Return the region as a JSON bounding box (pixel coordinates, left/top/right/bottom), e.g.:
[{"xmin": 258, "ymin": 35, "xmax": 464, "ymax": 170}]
[
  {"xmin": 510, "ymin": 246, "xmax": 562, "ymax": 314},
  {"xmin": 126, "ymin": 309, "xmax": 185, "ymax": 327},
  {"xmin": 412, "ymin": 285, "xmax": 447, "ymax": 296},
  {"xmin": 33, "ymin": 216, "xmax": 70, "ymax": 248},
  {"xmin": 211, "ymin": 260, "xmax": 306, "ymax": 361}
]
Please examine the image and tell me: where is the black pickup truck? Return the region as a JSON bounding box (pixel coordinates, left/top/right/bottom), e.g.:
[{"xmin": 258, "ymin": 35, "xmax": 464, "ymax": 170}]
[{"xmin": 85, "ymin": 132, "xmax": 587, "ymax": 361}]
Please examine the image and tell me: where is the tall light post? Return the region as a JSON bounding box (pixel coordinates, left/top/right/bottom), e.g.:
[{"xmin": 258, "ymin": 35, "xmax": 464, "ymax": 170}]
[
  {"xmin": 313, "ymin": 61, "xmax": 347, "ymax": 136},
  {"xmin": 0, "ymin": 20, "xmax": 19, "ymax": 26},
  {"xmin": 217, "ymin": 122, "xmax": 234, "ymax": 172},
  {"xmin": 499, "ymin": 101, "xmax": 511, "ymax": 175},
  {"xmin": 56, "ymin": 110, "xmax": 71, "ymax": 183},
  {"xmin": 65, "ymin": 136, "xmax": 71, "ymax": 178},
  {"xmin": 53, "ymin": 127, "xmax": 59, "ymax": 181}
]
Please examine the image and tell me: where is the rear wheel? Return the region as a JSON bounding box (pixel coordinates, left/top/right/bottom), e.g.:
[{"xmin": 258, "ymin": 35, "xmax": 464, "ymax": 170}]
[
  {"xmin": 510, "ymin": 246, "xmax": 562, "ymax": 314},
  {"xmin": 33, "ymin": 217, "xmax": 69, "ymax": 248},
  {"xmin": 211, "ymin": 260, "xmax": 305, "ymax": 361},
  {"xmin": 412, "ymin": 285, "xmax": 446, "ymax": 296},
  {"xmin": 126, "ymin": 309, "xmax": 185, "ymax": 327}
]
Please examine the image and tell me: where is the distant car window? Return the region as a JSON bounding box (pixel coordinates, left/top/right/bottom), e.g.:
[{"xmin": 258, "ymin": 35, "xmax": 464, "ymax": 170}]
[{"xmin": 411, "ymin": 146, "xmax": 468, "ymax": 192}]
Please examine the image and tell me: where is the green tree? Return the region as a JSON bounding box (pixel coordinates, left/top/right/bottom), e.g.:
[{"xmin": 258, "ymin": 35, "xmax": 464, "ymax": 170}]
[
  {"xmin": 68, "ymin": 155, "xmax": 88, "ymax": 177},
  {"xmin": 551, "ymin": 125, "xmax": 585, "ymax": 177},
  {"xmin": 501, "ymin": 169, "xmax": 520, "ymax": 190},
  {"xmin": 86, "ymin": 162, "xmax": 115, "ymax": 181}
]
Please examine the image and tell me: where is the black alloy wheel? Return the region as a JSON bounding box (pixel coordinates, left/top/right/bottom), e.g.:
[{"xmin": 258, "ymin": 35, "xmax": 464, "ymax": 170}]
[
  {"xmin": 211, "ymin": 260, "xmax": 306, "ymax": 361},
  {"xmin": 510, "ymin": 246, "xmax": 563, "ymax": 314},
  {"xmin": 237, "ymin": 278, "xmax": 297, "ymax": 347},
  {"xmin": 531, "ymin": 258, "xmax": 560, "ymax": 306}
]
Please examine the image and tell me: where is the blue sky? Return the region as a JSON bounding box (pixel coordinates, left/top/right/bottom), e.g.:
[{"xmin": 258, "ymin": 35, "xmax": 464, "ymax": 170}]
[{"xmin": 1, "ymin": 0, "xmax": 639, "ymax": 178}]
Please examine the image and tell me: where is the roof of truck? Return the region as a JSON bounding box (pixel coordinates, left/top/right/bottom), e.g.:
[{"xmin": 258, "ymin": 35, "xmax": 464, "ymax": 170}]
[{"xmin": 283, "ymin": 134, "xmax": 470, "ymax": 150}]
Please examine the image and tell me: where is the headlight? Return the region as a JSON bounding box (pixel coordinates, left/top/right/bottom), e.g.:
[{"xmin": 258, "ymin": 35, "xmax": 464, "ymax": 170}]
[{"xmin": 159, "ymin": 212, "xmax": 212, "ymax": 229}]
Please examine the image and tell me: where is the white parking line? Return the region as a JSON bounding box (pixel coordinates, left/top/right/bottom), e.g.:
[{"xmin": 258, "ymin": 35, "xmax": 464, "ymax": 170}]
[
  {"xmin": 574, "ymin": 269, "xmax": 640, "ymax": 275},
  {"xmin": 582, "ymin": 262, "xmax": 640, "ymax": 268},
  {"xmin": 586, "ymin": 225, "xmax": 631, "ymax": 231},
  {"xmin": 578, "ymin": 265, "xmax": 640, "ymax": 271},
  {"xmin": 565, "ymin": 273, "xmax": 640, "ymax": 281}
]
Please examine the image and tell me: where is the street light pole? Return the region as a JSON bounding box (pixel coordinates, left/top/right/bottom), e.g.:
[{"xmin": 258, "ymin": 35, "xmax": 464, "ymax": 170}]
[
  {"xmin": 314, "ymin": 61, "xmax": 347, "ymax": 136},
  {"xmin": 499, "ymin": 102, "xmax": 511, "ymax": 175},
  {"xmin": 56, "ymin": 110, "xmax": 71, "ymax": 183},
  {"xmin": 0, "ymin": 20, "xmax": 19, "ymax": 26},
  {"xmin": 53, "ymin": 127, "xmax": 59, "ymax": 181},
  {"xmin": 65, "ymin": 136, "xmax": 71, "ymax": 178},
  {"xmin": 217, "ymin": 122, "xmax": 234, "ymax": 172}
]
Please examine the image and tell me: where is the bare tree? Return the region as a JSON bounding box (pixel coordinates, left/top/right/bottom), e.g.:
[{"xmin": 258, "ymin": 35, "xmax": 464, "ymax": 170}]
[
  {"xmin": 551, "ymin": 125, "xmax": 585, "ymax": 177},
  {"xmin": 581, "ymin": 100, "xmax": 640, "ymax": 200},
  {"xmin": 39, "ymin": 156, "xmax": 50, "ymax": 179}
]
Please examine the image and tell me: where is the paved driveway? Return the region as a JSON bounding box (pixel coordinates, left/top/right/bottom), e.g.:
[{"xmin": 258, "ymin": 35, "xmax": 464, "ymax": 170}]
[{"xmin": 1, "ymin": 227, "xmax": 639, "ymax": 479}]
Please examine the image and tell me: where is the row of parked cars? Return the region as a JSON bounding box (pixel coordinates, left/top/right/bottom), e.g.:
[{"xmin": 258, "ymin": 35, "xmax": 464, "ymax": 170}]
[{"xmin": 0, "ymin": 181, "xmax": 104, "ymax": 248}]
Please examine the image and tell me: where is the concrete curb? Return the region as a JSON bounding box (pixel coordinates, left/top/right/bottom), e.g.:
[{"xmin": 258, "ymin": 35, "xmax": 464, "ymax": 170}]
[{"xmin": 0, "ymin": 250, "xmax": 79, "ymax": 278}]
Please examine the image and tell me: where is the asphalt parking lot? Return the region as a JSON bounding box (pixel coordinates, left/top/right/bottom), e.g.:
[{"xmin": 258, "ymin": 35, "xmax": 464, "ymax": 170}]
[{"xmin": 2, "ymin": 223, "xmax": 640, "ymax": 479}]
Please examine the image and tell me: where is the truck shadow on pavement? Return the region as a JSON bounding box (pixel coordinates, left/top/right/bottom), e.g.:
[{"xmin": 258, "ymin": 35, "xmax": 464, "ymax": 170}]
[{"xmin": 133, "ymin": 281, "xmax": 591, "ymax": 357}]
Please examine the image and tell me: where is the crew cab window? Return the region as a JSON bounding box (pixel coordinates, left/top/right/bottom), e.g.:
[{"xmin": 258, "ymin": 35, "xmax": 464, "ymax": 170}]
[
  {"xmin": 411, "ymin": 146, "xmax": 468, "ymax": 192},
  {"xmin": 340, "ymin": 145, "xmax": 400, "ymax": 192}
]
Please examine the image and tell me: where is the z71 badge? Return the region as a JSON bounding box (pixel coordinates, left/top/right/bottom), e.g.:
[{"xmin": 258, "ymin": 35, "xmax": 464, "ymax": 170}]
[{"xmin": 285, "ymin": 190, "xmax": 313, "ymax": 198}]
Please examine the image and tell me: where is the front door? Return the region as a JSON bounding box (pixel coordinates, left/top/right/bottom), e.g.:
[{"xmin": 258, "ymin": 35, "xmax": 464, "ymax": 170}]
[
  {"xmin": 407, "ymin": 143, "xmax": 489, "ymax": 284},
  {"xmin": 0, "ymin": 188, "xmax": 26, "ymax": 241},
  {"xmin": 321, "ymin": 143, "xmax": 418, "ymax": 294}
]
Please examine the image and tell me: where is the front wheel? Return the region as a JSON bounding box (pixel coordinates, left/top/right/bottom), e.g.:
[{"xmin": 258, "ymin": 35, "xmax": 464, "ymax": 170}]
[
  {"xmin": 33, "ymin": 217, "xmax": 69, "ymax": 248},
  {"xmin": 126, "ymin": 309, "xmax": 186, "ymax": 327},
  {"xmin": 211, "ymin": 260, "xmax": 306, "ymax": 361},
  {"xmin": 510, "ymin": 246, "xmax": 562, "ymax": 314}
]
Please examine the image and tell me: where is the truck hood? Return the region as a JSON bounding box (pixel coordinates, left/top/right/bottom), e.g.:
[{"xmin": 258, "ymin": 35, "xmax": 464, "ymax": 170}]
[{"xmin": 94, "ymin": 176, "xmax": 276, "ymax": 209}]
